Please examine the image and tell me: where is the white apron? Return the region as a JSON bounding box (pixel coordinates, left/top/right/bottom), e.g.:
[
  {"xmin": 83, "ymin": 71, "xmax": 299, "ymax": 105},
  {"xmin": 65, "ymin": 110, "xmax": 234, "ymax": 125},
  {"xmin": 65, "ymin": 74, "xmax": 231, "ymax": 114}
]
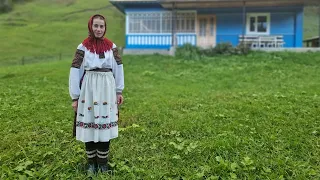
[{"xmin": 76, "ymin": 71, "xmax": 118, "ymax": 142}]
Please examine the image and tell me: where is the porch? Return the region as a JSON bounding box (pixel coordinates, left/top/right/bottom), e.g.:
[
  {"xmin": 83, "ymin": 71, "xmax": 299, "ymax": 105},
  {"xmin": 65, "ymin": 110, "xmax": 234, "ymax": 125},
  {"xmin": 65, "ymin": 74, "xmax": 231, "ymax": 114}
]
[{"xmin": 125, "ymin": 11, "xmax": 216, "ymax": 49}]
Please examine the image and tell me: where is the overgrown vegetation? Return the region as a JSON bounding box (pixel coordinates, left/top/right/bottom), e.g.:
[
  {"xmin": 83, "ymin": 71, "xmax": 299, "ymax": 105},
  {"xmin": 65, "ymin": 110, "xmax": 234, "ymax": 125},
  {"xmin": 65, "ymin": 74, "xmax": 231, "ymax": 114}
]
[
  {"xmin": 175, "ymin": 43, "xmax": 203, "ymax": 60},
  {"xmin": 304, "ymin": 6, "xmax": 320, "ymax": 39},
  {"xmin": 175, "ymin": 42, "xmax": 251, "ymax": 60},
  {"xmin": 0, "ymin": 52, "xmax": 320, "ymax": 179},
  {"xmin": 0, "ymin": 0, "xmax": 33, "ymax": 13}
]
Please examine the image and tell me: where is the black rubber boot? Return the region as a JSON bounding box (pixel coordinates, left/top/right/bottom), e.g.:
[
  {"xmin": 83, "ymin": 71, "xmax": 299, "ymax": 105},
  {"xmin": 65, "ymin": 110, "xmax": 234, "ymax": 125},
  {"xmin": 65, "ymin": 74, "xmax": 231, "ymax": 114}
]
[
  {"xmin": 86, "ymin": 163, "xmax": 97, "ymax": 174},
  {"xmin": 97, "ymin": 164, "xmax": 108, "ymax": 173}
]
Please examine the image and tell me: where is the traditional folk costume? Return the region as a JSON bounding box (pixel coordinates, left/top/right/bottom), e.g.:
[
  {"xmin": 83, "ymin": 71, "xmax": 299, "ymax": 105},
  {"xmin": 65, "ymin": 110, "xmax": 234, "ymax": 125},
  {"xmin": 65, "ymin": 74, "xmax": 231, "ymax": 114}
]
[{"xmin": 69, "ymin": 14, "xmax": 124, "ymax": 173}]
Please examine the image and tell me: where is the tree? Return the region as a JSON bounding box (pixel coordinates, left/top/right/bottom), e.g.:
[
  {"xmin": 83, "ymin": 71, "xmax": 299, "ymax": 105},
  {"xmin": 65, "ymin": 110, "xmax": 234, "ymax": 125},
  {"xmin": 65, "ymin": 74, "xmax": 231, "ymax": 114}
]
[{"xmin": 0, "ymin": 0, "xmax": 13, "ymax": 13}]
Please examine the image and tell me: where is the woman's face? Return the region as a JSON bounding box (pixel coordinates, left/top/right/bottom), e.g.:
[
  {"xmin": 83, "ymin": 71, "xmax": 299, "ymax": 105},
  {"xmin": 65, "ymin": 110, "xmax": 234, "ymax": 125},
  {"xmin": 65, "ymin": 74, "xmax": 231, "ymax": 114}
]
[{"xmin": 92, "ymin": 17, "xmax": 105, "ymax": 38}]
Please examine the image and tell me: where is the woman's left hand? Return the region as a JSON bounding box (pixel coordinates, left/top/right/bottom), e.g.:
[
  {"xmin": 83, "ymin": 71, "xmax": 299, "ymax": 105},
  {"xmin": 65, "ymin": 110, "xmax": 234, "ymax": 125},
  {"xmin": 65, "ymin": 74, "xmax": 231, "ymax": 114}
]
[{"xmin": 117, "ymin": 94, "xmax": 124, "ymax": 105}]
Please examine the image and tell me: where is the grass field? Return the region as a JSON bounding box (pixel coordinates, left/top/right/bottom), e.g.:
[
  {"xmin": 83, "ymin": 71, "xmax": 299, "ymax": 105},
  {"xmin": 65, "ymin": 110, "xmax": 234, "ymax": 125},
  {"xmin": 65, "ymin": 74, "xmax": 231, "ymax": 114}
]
[
  {"xmin": 304, "ymin": 6, "xmax": 320, "ymax": 39},
  {"xmin": 0, "ymin": 52, "xmax": 319, "ymax": 179}
]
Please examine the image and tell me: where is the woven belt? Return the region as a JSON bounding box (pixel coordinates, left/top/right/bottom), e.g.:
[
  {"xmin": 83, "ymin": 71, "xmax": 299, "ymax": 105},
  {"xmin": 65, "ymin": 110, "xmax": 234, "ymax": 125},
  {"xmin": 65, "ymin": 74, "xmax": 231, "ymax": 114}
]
[{"xmin": 88, "ymin": 68, "xmax": 112, "ymax": 72}]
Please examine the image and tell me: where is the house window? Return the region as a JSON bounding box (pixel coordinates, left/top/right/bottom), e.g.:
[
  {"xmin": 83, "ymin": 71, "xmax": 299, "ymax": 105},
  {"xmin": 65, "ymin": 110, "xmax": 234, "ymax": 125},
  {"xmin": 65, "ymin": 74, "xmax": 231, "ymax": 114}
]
[
  {"xmin": 176, "ymin": 12, "xmax": 195, "ymax": 33},
  {"xmin": 210, "ymin": 17, "xmax": 214, "ymax": 36},
  {"xmin": 199, "ymin": 18, "xmax": 206, "ymax": 36},
  {"xmin": 127, "ymin": 11, "xmax": 196, "ymax": 34},
  {"xmin": 162, "ymin": 12, "xmax": 172, "ymax": 33},
  {"xmin": 128, "ymin": 12, "xmax": 161, "ymax": 33},
  {"xmin": 246, "ymin": 13, "xmax": 270, "ymax": 34}
]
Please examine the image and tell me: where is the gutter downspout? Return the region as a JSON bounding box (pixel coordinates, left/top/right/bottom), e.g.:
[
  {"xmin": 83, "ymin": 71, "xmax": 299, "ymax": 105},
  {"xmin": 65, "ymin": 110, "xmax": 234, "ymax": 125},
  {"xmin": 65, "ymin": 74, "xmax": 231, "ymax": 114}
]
[
  {"xmin": 241, "ymin": 0, "xmax": 247, "ymax": 52},
  {"xmin": 318, "ymin": 2, "xmax": 320, "ymax": 47},
  {"xmin": 171, "ymin": 2, "xmax": 177, "ymax": 47}
]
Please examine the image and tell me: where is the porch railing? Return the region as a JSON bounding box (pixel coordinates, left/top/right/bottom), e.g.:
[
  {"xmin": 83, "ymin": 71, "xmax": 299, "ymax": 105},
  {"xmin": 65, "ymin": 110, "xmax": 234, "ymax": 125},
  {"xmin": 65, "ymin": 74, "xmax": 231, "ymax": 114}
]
[
  {"xmin": 126, "ymin": 34, "xmax": 196, "ymax": 48},
  {"xmin": 239, "ymin": 35, "xmax": 285, "ymax": 48}
]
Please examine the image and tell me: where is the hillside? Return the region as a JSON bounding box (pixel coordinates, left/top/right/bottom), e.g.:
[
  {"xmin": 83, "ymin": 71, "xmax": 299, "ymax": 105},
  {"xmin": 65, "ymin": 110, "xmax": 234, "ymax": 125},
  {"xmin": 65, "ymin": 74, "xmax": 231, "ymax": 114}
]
[
  {"xmin": 0, "ymin": 0, "xmax": 125, "ymax": 63},
  {"xmin": 304, "ymin": 6, "xmax": 320, "ymax": 39}
]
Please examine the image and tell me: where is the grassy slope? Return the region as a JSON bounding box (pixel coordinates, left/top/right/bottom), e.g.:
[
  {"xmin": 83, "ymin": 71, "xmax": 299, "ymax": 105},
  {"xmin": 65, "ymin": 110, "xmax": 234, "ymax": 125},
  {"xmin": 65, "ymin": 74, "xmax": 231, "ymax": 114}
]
[
  {"xmin": 304, "ymin": 6, "xmax": 320, "ymax": 39},
  {"xmin": 0, "ymin": 0, "xmax": 125, "ymax": 63},
  {"xmin": 0, "ymin": 52, "xmax": 320, "ymax": 179}
]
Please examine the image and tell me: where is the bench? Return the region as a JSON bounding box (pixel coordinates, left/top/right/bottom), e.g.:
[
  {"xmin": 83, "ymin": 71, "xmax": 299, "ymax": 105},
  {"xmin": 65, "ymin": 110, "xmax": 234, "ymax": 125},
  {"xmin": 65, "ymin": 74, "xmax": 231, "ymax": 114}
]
[{"xmin": 239, "ymin": 35, "xmax": 285, "ymax": 48}]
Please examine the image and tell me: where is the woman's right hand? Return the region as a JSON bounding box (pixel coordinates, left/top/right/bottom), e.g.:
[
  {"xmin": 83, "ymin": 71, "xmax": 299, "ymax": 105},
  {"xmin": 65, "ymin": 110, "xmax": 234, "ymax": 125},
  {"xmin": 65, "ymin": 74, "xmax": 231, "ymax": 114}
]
[{"xmin": 72, "ymin": 101, "xmax": 78, "ymax": 112}]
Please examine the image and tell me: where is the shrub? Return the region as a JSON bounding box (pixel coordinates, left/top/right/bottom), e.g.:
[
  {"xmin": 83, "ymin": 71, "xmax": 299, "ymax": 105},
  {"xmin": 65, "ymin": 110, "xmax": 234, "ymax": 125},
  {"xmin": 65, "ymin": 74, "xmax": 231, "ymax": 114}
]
[
  {"xmin": 0, "ymin": 0, "xmax": 13, "ymax": 13},
  {"xmin": 212, "ymin": 42, "xmax": 236, "ymax": 55},
  {"xmin": 0, "ymin": 0, "xmax": 33, "ymax": 14},
  {"xmin": 236, "ymin": 42, "xmax": 251, "ymax": 55},
  {"xmin": 175, "ymin": 43, "xmax": 202, "ymax": 60},
  {"xmin": 202, "ymin": 42, "xmax": 252, "ymax": 56},
  {"xmin": 175, "ymin": 42, "xmax": 251, "ymax": 60}
]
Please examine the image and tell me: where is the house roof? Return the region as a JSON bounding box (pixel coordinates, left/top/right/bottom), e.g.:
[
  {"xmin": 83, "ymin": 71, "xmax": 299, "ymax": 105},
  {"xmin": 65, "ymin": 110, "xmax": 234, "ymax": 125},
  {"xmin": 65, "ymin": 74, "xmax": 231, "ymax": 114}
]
[
  {"xmin": 110, "ymin": 0, "xmax": 160, "ymax": 13},
  {"xmin": 303, "ymin": 36, "xmax": 320, "ymax": 42},
  {"xmin": 110, "ymin": 0, "xmax": 156, "ymax": 2},
  {"xmin": 159, "ymin": 0, "xmax": 319, "ymax": 8},
  {"xmin": 110, "ymin": 0, "xmax": 319, "ymax": 12},
  {"xmin": 110, "ymin": 0, "xmax": 319, "ymax": 3}
]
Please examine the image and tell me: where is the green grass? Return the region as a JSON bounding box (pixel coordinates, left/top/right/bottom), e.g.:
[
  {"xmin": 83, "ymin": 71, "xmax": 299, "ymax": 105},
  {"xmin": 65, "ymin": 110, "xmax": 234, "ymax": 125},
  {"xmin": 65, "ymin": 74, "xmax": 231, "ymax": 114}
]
[
  {"xmin": 0, "ymin": 52, "xmax": 320, "ymax": 179},
  {"xmin": 304, "ymin": 6, "xmax": 320, "ymax": 39},
  {"xmin": 0, "ymin": 0, "xmax": 125, "ymax": 64}
]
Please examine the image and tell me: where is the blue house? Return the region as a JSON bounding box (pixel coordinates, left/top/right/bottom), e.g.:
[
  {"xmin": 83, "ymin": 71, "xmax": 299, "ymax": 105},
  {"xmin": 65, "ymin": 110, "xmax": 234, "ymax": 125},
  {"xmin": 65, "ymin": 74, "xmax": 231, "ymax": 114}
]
[{"xmin": 110, "ymin": 0, "xmax": 314, "ymax": 51}]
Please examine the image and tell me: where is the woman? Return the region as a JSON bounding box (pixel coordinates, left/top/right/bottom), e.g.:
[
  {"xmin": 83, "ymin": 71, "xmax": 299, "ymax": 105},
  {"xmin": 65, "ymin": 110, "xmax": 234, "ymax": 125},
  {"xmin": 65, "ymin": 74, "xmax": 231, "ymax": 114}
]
[{"xmin": 69, "ymin": 14, "xmax": 124, "ymax": 174}]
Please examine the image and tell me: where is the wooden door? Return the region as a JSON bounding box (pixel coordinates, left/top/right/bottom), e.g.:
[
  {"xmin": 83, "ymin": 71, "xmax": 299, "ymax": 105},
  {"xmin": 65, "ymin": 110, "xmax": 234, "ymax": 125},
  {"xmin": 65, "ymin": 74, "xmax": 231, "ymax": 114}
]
[{"xmin": 197, "ymin": 15, "xmax": 216, "ymax": 48}]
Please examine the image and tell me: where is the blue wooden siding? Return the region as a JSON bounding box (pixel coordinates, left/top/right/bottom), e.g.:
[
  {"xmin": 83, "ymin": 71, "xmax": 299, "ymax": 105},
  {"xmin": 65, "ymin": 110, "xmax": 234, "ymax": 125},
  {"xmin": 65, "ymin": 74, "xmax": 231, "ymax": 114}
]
[
  {"xmin": 295, "ymin": 10, "xmax": 304, "ymax": 47},
  {"xmin": 126, "ymin": 34, "xmax": 196, "ymax": 49},
  {"xmin": 270, "ymin": 13, "xmax": 295, "ymax": 47},
  {"xmin": 216, "ymin": 13, "xmax": 243, "ymax": 46}
]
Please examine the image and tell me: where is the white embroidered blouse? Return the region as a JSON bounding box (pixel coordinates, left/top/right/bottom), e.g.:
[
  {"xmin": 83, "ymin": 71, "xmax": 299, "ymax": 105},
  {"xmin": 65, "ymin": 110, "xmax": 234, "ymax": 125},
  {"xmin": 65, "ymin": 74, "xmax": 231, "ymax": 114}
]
[{"xmin": 69, "ymin": 43, "xmax": 124, "ymax": 100}]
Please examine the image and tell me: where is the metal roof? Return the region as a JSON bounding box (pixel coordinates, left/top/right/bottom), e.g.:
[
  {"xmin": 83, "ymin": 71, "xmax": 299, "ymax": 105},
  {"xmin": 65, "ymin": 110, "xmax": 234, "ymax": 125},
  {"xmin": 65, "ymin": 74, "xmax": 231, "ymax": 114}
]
[
  {"xmin": 110, "ymin": 0, "xmax": 157, "ymax": 3},
  {"xmin": 110, "ymin": 0, "xmax": 319, "ymax": 13}
]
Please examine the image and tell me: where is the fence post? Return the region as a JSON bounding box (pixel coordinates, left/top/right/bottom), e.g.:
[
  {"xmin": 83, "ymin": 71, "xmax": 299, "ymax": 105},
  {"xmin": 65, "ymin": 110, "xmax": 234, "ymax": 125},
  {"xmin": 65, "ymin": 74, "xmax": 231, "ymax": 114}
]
[
  {"xmin": 21, "ymin": 56, "xmax": 25, "ymax": 65},
  {"xmin": 119, "ymin": 47, "xmax": 123, "ymax": 55}
]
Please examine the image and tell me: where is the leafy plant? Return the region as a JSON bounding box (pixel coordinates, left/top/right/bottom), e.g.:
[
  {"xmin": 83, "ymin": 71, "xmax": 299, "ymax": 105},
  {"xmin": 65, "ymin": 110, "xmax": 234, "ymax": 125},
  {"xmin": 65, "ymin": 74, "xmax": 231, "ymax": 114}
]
[{"xmin": 175, "ymin": 43, "xmax": 203, "ymax": 60}]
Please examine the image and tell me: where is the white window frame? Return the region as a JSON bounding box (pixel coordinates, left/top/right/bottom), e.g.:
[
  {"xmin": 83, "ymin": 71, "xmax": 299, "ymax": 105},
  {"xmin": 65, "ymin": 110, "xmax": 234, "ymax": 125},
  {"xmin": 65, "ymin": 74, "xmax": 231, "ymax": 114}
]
[
  {"xmin": 126, "ymin": 11, "xmax": 196, "ymax": 34},
  {"xmin": 246, "ymin": 13, "xmax": 270, "ymax": 35}
]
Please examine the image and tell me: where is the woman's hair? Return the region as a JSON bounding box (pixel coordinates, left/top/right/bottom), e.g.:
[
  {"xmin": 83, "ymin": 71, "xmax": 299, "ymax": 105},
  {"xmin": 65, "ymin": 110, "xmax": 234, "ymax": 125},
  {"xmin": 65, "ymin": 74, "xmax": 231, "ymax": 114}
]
[{"xmin": 92, "ymin": 14, "xmax": 105, "ymax": 21}]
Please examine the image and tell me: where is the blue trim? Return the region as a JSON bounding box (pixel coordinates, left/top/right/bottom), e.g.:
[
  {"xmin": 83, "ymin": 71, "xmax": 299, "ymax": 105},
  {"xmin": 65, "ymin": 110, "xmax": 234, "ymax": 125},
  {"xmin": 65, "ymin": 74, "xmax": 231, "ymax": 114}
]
[
  {"xmin": 127, "ymin": 33, "xmax": 196, "ymax": 35},
  {"xmin": 125, "ymin": 46, "xmax": 171, "ymax": 49},
  {"xmin": 125, "ymin": 34, "xmax": 197, "ymax": 48},
  {"xmin": 295, "ymin": 9, "xmax": 303, "ymax": 47}
]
